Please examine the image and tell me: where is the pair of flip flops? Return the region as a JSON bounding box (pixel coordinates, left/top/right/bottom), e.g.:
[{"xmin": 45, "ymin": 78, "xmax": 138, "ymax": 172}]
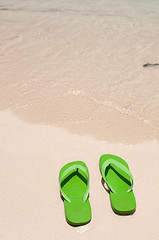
[{"xmin": 59, "ymin": 154, "xmax": 136, "ymax": 226}]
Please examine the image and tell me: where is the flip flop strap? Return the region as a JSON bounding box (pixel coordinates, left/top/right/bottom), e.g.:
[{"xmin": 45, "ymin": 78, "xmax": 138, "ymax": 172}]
[
  {"xmin": 59, "ymin": 164, "xmax": 89, "ymax": 203},
  {"xmin": 101, "ymin": 159, "xmax": 133, "ymax": 194}
]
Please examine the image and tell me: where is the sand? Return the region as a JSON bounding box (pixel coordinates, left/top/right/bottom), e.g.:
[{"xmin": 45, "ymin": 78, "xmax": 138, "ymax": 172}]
[
  {"xmin": 0, "ymin": 0, "xmax": 159, "ymax": 239},
  {"xmin": 0, "ymin": 111, "xmax": 159, "ymax": 240}
]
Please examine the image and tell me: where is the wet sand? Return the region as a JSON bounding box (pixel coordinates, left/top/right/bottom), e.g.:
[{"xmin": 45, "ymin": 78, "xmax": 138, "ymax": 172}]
[{"xmin": 1, "ymin": 0, "xmax": 159, "ymax": 134}]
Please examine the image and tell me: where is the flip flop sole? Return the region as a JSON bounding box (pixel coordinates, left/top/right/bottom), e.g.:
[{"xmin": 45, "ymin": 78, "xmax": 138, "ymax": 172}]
[
  {"xmin": 100, "ymin": 154, "xmax": 136, "ymax": 215},
  {"xmin": 59, "ymin": 161, "xmax": 91, "ymax": 226}
]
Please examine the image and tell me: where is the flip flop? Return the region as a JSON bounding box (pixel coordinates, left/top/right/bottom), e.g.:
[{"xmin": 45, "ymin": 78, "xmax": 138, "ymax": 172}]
[
  {"xmin": 59, "ymin": 161, "xmax": 92, "ymax": 226},
  {"xmin": 99, "ymin": 154, "xmax": 136, "ymax": 215}
]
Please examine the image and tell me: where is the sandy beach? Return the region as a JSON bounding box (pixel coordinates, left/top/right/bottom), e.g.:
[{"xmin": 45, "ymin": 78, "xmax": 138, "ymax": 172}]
[
  {"xmin": 0, "ymin": 111, "xmax": 159, "ymax": 240},
  {"xmin": 0, "ymin": 0, "xmax": 159, "ymax": 239}
]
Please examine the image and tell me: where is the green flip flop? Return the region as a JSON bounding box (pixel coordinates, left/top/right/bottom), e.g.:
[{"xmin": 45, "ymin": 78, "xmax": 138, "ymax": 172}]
[
  {"xmin": 99, "ymin": 154, "xmax": 136, "ymax": 215},
  {"xmin": 59, "ymin": 161, "xmax": 92, "ymax": 226}
]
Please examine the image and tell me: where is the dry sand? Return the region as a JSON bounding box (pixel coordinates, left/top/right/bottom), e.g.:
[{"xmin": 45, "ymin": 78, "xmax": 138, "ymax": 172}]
[
  {"xmin": 0, "ymin": 111, "xmax": 159, "ymax": 240},
  {"xmin": 0, "ymin": 0, "xmax": 159, "ymax": 239}
]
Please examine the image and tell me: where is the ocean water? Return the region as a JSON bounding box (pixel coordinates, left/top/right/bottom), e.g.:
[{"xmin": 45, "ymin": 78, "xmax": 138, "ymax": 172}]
[{"xmin": 0, "ymin": 0, "xmax": 159, "ymax": 134}]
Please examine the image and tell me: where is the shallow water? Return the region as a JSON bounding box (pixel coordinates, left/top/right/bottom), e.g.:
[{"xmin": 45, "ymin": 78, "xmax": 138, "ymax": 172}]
[{"xmin": 0, "ymin": 0, "xmax": 159, "ymax": 140}]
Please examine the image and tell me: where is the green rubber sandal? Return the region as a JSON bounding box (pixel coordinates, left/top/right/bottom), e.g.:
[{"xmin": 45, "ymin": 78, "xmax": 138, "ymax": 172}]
[
  {"xmin": 59, "ymin": 161, "xmax": 92, "ymax": 226},
  {"xmin": 99, "ymin": 154, "xmax": 136, "ymax": 215}
]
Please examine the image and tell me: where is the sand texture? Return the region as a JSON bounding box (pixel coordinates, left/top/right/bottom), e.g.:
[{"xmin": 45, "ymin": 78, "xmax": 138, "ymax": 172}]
[{"xmin": 0, "ymin": 0, "xmax": 159, "ymax": 239}]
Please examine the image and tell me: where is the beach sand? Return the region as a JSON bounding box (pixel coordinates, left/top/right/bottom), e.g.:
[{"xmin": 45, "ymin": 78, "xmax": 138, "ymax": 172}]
[
  {"xmin": 0, "ymin": 0, "xmax": 159, "ymax": 239},
  {"xmin": 0, "ymin": 111, "xmax": 159, "ymax": 240}
]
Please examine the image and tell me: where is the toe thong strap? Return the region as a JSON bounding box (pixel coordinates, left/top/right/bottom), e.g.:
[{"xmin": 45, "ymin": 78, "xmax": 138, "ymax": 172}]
[
  {"xmin": 59, "ymin": 164, "xmax": 89, "ymax": 203},
  {"xmin": 101, "ymin": 159, "xmax": 133, "ymax": 194}
]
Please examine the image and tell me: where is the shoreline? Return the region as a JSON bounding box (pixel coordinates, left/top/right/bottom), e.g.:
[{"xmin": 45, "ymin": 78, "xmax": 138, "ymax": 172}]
[{"xmin": 11, "ymin": 99, "xmax": 159, "ymax": 144}]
